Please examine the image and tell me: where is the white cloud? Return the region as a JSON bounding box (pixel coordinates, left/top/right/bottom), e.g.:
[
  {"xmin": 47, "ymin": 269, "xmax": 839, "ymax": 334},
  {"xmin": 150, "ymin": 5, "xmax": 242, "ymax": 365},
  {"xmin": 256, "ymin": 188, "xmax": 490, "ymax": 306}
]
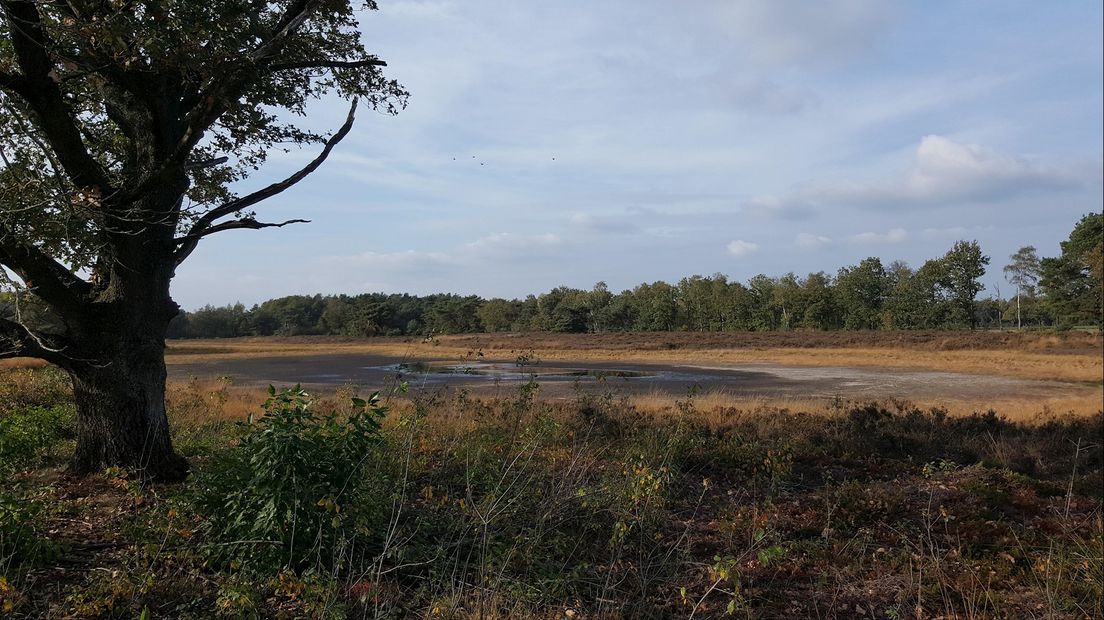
[
  {"xmin": 908, "ymin": 135, "xmax": 1071, "ymax": 199},
  {"xmin": 569, "ymin": 212, "xmax": 640, "ymax": 234},
  {"xmin": 463, "ymin": 232, "xmax": 561, "ymax": 255},
  {"xmin": 742, "ymin": 195, "xmax": 816, "ymax": 220},
  {"xmin": 920, "ymin": 225, "xmax": 968, "ymax": 238},
  {"xmin": 848, "ymin": 228, "xmax": 907, "ymax": 244},
  {"xmin": 795, "ymin": 232, "xmax": 833, "ymax": 248},
  {"xmin": 298, "ymin": 230, "xmax": 569, "ymax": 298},
  {"xmin": 712, "ymin": 0, "xmax": 893, "ymax": 66},
  {"xmin": 338, "ymin": 249, "xmax": 457, "ymax": 271},
  {"xmin": 820, "ymin": 135, "xmax": 1092, "ymax": 207},
  {"xmin": 745, "ymin": 136, "xmax": 1098, "ymax": 218},
  {"xmin": 726, "ymin": 240, "xmax": 760, "ymax": 257},
  {"xmin": 331, "ymin": 232, "xmax": 562, "ymax": 273}
]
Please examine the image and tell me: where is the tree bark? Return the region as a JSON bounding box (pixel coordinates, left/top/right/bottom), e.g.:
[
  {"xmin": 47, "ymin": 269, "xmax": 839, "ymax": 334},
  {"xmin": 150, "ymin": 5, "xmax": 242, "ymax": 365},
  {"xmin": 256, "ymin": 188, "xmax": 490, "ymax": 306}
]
[
  {"xmin": 67, "ymin": 333, "xmax": 188, "ymax": 482},
  {"xmin": 1016, "ymin": 288, "xmax": 1022, "ymax": 330}
]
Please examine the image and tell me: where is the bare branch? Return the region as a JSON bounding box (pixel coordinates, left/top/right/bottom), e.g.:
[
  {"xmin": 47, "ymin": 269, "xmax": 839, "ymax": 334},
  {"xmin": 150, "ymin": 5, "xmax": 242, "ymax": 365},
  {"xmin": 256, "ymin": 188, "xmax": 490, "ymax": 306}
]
[
  {"xmin": 185, "ymin": 156, "xmax": 230, "ymax": 171},
  {"xmin": 201, "ymin": 101, "xmax": 357, "ymax": 222},
  {"xmin": 175, "ymin": 217, "xmax": 309, "ymax": 243},
  {"xmin": 173, "ymin": 100, "xmax": 357, "ymax": 264}
]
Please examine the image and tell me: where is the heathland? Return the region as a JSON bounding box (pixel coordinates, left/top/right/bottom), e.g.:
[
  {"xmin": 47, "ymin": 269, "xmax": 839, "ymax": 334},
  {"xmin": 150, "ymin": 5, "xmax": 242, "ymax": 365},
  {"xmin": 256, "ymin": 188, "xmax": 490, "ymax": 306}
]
[
  {"xmin": 2, "ymin": 3, "xmax": 1100, "ymax": 617},
  {"xmin": 2, "ymin": 331, "xmax": 1101, "ymax": 618}
]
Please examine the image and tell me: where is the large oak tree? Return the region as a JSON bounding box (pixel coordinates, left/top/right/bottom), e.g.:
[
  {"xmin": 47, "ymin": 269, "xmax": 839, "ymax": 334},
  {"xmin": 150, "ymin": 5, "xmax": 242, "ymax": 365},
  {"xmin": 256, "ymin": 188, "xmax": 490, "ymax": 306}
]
[{"xmin": 0, "ymin": 0, "xmax": 406, "ymax": 481}]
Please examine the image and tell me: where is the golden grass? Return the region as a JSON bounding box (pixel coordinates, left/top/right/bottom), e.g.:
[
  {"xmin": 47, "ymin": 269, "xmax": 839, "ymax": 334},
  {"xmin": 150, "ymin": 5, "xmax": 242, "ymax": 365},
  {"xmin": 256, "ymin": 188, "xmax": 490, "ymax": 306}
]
[
  {"xmin": 163, "ymin": 377, "xmax": 1103, "ymax": 426},
  {"xmin": 0, "ymin": 358, "xmax": 47, "ymax": 370},
  {"xmin": 164, "ymin": 378, "xmax": 395, "ymax": 429},
  {"xmin": 165, "ymin": 378, "xmax": 262, "ymax": 425},
  {"xmin": 491, "ymin": 345, "xmax": 1104, "ymax": 383},
  {"xmin": 626, "ymin": 390, "xmax": 1103, "ymax": 422}
]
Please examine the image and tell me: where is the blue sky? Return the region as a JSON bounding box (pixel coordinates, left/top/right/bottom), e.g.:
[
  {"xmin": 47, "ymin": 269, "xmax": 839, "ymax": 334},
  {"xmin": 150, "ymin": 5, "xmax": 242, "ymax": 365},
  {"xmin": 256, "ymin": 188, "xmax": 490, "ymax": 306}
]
[{"xmin": 173, "ymin": 0, "xmax": 1103, "ymax": 308}]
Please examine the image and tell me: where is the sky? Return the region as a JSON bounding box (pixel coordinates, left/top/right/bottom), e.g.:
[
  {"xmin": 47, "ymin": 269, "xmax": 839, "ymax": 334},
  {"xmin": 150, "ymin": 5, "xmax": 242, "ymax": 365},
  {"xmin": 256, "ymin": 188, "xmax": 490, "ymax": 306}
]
[{"xmin": 172, "ymin": 0, "xmax": 1104, "ymax": 309}]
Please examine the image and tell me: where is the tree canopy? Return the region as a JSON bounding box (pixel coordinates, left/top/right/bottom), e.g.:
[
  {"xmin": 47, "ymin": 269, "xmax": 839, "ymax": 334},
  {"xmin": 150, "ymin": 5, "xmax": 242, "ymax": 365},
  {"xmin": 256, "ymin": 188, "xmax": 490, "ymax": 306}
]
[
  {"xmin": 1040, "ymin": 213, "xmax": 1104, "ymax": 327},
  {"xmin": 1, "ymin": 0, "xmax": 406, "ymax": 479},
  {"xmin": 1, "ymin": 1, "xmax": 405, "ymax": 303},
  {"xmin": 164, "ymin": 237, "xmax": 1014, "ymax": 338}
]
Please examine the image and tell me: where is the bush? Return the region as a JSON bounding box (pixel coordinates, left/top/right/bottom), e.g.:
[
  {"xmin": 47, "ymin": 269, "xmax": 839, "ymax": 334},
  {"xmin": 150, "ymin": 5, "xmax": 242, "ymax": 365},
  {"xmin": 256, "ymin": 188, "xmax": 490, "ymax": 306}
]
[
  {"xmin": 0, "ymin": 405, "xmax": 75, "ymax": 475},
  {"xmin": 0, "ymin": 487, "xmax": 58, "ymax": 578},
  {"xmin": 194, "ymin": 386, "xmax": 387, "ymax": 571}
]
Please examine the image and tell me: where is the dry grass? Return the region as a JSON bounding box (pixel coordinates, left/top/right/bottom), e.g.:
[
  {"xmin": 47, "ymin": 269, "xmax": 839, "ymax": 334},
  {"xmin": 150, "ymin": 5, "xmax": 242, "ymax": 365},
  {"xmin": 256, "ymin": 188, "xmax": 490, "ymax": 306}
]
[
  {"xmin": 6, "ymin": 366, "xmax": 1103, "ymax": 619},
  {"xmin": 162, "ymin": 378, "xmax": 1102, "ymax": 427},
  {"xmin": 164, "ymin": 378, "xmax": 399, "ymax": 434},
  {"xmin": 165, "ymin": 377, "xmax": 262, "ymax": 425},
  {"xmin": 433, "ymin": 329, "xmax": 1104, "ymax": 354},
  {"xmin": 501, "ymin": 346, "xmax": 1104, "ymax": 383},
  {"xmin": 626, "ymin": 389, "xmax": 1104, "ymax": 423},
  {"xmin": 0, "ymin": 358, "xmax": 47, "ymax": 371}
]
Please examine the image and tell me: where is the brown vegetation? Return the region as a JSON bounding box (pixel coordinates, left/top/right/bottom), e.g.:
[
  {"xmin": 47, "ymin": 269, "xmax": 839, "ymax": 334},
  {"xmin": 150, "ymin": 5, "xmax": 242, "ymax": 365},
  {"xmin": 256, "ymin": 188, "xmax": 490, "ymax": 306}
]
[
  {"xmin": 2, "ymin": 368, "xmax": 1102, "ymax": 618},
  {"xmin": 438, "ymin": 330, "xmax": 1104, "ymax": 354}
]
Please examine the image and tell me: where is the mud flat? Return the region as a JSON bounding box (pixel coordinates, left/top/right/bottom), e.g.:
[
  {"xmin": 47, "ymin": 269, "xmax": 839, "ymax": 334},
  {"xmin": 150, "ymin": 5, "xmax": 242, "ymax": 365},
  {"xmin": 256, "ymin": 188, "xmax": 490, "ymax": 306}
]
[{"xmin": 167, "ymin": 351, "xmax": 1084, "ymax": 402}]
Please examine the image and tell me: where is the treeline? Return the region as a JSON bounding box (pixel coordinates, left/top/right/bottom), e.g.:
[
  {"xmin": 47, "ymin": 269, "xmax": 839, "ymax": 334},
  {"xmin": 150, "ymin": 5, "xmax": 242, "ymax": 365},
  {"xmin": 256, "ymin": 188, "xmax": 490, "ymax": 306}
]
[{"xmin": 170, "ymin": 215, "xmax": 1103, "ymax": 338}]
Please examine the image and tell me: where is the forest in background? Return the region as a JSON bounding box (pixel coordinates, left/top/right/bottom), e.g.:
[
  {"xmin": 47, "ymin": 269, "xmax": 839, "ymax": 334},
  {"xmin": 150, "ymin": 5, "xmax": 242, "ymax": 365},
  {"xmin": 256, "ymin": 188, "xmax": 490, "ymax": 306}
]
[{"xmin": 170, "ymin": 215, "xmax": 1103, "ymax": 338}]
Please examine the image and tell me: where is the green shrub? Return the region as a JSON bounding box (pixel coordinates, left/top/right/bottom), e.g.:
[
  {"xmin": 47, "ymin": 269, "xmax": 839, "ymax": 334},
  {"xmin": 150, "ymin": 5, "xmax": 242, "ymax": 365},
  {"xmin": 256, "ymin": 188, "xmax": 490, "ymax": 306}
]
[
  {"xmin": 1, "ymin": 487, "xmax": 58, "ymax": 577},
  {"xmin": 0, "ymin": 405, "xmax": 75, "ymax": 475},
  {"xmin": 715, "ymin": 437, "xmax": 794, "ymax": 489},
  {"xmin": 194, "ymin": 385, "xmax": 387, "ymax": 571}
]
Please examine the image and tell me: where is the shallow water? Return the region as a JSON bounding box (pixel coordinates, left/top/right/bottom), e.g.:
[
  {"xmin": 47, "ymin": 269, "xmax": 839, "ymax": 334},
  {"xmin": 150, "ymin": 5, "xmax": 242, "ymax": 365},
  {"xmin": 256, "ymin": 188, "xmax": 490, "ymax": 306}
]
[{"xmin": 168, "ymin": 351, "xmax": 1079, "ymax": 401}]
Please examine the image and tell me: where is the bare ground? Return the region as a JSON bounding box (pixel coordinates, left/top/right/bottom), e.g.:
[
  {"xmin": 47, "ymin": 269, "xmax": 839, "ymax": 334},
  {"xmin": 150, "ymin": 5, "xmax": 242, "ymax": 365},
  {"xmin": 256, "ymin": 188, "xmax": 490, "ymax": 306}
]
[{"xmin": 167, "ymin": 346, "xmax": 1101, "ymax": 416}]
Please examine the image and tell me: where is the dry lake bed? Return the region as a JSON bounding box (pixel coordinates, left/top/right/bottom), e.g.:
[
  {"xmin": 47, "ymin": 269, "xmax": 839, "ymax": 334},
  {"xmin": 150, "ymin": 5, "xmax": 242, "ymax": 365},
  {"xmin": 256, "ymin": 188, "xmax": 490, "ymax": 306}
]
[{"xmin": 168, "ymin": 350, "xmax": 1080, "ymax": 402}]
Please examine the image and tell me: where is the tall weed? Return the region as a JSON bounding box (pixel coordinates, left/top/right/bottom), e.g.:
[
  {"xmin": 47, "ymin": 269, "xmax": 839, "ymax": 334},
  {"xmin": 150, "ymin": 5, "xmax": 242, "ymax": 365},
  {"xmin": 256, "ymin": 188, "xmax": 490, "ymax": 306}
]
[
  {"xmin": 195, "ymin": 385, "xmax": 387, "ymax": 571},
  {"xmin": 0, "ymin": 405, "xmax": 75, "ymax": 475}
]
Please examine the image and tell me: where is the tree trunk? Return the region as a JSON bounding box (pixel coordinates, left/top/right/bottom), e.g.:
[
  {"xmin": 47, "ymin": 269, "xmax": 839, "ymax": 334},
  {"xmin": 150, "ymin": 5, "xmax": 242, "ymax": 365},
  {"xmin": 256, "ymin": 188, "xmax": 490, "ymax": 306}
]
[
  {"xmin": 1016, "ymin": 289, "xmax": 1022, "ymax": 329},
  {"xmin": 67, "ymin": 329, "xmax": 189, "ymax": 482}
]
